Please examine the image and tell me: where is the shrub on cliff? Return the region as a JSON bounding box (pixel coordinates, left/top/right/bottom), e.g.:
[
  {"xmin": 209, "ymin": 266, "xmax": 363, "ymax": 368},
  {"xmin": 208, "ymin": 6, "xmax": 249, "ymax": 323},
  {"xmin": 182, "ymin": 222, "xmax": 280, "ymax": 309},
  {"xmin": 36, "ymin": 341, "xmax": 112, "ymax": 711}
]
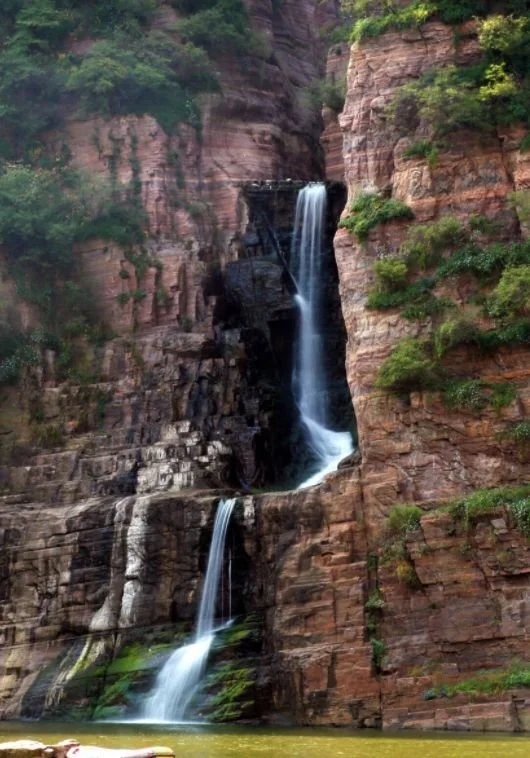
[
  {"xmin": 487, "ymin": 265, "xmax": 530, "ymax": 320},
  {"xmin": 339, "ymin": 192, "xmax": 414, "ymax": 241},
  {"xmin": 0, "ymin": 40, "xmax": 63, "ymax": 150},
  {"xmin": 0, "ymin": 164, "xmax": 141, "ymax": 341},
  {"xmin": 402, "ymin": 139, "xmax": 439, "ymax": 167},
  {"xmin": 403, "ymin": 216, "xmax": 465, "ymax": 270},
  {"xmin": 351, "ymin": 1, "xmax": 436, "ymax": 43},
  {"xmin": 66, "ymin": 32, "xmax": 218, "ymax": 131},
  {"xmin": 375, "ymin": 337, "xmax": 439, "ymax": 392},
  {"xmin": 391, "ymin": 65, "xmax": 490, "ymax": 137},
  {"xmin": 433, "ymin": 315, "xmax": 480, "ymax": 358},
  {"xmin": 373, "ymin": 257, "xmax": 409, "ymax": 292},
  {"xmin": 172, "ymin": 0, "xmax": 254, "ymax": 56},
  {"xmin": 387, "ymin": 504, "xmax": 423, "ymax": 536}
]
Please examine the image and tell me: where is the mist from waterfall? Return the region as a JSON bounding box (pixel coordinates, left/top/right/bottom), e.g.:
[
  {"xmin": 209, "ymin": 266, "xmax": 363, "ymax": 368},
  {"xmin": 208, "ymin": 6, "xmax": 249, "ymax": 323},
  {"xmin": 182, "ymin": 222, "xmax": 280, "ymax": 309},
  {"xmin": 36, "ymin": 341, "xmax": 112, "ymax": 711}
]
[
  {"xmin": 291, "ymin": 184, "xmax": 353, "ymax": 488},
  {"xmin": 142, "ymin": 498, "xmax": 236, "ymax": 722}
]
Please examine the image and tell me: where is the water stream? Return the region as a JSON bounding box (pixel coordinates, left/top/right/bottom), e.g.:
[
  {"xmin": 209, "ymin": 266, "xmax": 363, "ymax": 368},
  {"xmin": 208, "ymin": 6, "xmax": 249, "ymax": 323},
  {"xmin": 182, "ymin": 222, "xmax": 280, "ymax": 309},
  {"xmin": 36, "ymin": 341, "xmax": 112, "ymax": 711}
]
[
  {"xmin": 142, "ymin": 498, "xmax": 237, "ymax": 722},
  {"xmin": 2, "ymin": 721, "xmax": 529, "ymax": 758},
  {"xmin": 291, "ymin": 184, "xmax": 354, "ymax": 488}
]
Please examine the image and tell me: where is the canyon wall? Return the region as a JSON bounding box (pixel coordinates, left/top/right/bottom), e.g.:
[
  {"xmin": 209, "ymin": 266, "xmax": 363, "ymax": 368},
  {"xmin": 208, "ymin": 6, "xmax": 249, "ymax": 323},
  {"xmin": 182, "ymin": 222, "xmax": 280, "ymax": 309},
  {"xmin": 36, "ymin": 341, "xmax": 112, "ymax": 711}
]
[
  {"xmin": 268, "ymin": 17, "xmax": 530, "ymax": 729},
  {"xmin": 1, "ymin": 4, "xmax": 530, "ymax": 734}
]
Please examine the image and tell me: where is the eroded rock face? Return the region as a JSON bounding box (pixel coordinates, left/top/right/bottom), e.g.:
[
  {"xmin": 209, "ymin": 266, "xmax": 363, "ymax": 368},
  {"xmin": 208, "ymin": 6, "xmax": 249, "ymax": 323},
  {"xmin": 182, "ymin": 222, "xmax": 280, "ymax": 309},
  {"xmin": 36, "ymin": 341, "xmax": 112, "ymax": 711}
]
[
  {"xmin": 296, "ymin": 19, "xmax": 530, "ymax": 729},
  {"xmin": 3, "ymin": 7, "xmax": 530, "ymax": 735},
  {"xmin": 0, "ymin": 492, "xmax": 254, "ymax": 718},
  {"xmin": 335, "ymin": 22, "xmax": 530, "ymax": 530}
]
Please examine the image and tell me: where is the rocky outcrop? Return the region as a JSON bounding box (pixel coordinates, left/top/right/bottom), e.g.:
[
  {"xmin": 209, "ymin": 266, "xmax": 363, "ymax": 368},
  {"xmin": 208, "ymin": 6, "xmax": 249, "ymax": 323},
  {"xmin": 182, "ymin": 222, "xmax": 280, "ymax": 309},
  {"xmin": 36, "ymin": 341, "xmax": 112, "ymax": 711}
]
[
  {"xmin": 335, "ymin": 22, "xmax": 530, "ymax": 530},
  {"xmin": 0, "ymin": 491, "xmax": 255, "ymax": 718},
  {"xmin": 253, "ymin": 471, "xmax": 530, "ymax": 730}
]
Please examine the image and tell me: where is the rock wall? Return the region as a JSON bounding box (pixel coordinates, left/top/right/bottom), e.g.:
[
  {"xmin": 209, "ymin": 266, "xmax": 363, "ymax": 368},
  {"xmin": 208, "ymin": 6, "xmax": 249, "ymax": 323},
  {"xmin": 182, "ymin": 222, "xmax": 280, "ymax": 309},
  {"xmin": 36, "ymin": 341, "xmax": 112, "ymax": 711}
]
[
  {"xmin": 335, "ymin": 22, "xmax": 530, "ymax": 529},
  {"xmin": 2, "ymin": 5, "xmax": 530, "ymax": 734},
  {"xmin": 272, "ymin": 17, "xmax": 530, "ymax": 730}
]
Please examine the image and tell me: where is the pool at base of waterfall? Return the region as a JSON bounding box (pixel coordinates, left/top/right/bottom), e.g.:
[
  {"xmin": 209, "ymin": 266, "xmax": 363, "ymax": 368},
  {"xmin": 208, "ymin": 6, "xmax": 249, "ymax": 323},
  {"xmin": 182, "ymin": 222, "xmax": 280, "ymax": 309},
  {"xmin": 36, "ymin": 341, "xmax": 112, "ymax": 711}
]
[{"xmin": 1, "ymin": 722, "xmax": 529, "ymax": 758}]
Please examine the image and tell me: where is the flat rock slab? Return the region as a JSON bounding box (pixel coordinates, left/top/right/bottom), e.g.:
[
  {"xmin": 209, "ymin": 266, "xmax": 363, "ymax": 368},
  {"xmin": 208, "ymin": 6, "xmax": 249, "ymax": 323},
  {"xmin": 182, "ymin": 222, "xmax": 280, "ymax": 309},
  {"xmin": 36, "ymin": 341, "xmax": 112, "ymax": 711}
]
[
  {"xmin": 0, "ymin": 743, "xmax": 175, "ymax": 758},
  {"xmin": 0, "ymin": 742, "xmax": 48, "ymax": 758}
]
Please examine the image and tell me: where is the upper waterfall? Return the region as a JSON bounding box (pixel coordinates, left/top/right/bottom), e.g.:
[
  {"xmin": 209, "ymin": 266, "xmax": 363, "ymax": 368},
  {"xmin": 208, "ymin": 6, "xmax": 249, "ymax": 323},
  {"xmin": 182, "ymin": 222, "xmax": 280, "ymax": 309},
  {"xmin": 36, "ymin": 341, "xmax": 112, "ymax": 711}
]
[{"xmin": 291, "ymin": 184, "xmax": 354, "ymax": 488}]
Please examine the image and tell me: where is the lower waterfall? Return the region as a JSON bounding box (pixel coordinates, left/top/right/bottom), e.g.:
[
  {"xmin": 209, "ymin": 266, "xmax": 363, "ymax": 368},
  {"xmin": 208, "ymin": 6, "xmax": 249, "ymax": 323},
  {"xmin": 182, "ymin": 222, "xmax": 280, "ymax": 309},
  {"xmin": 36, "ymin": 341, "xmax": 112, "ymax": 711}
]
[
  {"xmin": 142, "ymin": 498, "xmax": 236, "ymax": 722},
  {"xmin": 291, "ymin": 184, "xmax": 354, "ymax": 488}
]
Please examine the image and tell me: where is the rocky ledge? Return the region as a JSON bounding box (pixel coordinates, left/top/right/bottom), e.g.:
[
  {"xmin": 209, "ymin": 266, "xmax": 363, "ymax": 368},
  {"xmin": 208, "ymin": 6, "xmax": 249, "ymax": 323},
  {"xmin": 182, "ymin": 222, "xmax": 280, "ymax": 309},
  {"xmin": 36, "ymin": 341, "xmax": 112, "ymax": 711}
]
[{"xmin": 0, "ymin": 741, "xmax": 174, "ymax": 758}]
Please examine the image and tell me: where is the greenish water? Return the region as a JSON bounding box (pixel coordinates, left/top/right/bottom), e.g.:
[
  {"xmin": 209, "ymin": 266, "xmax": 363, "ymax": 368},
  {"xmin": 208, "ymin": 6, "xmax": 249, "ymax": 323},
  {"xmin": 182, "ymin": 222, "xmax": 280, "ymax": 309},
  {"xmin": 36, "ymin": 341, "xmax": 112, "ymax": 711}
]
[{"xmin": 1, "ymin": 723, "xmax": 530, "ymax": 757}]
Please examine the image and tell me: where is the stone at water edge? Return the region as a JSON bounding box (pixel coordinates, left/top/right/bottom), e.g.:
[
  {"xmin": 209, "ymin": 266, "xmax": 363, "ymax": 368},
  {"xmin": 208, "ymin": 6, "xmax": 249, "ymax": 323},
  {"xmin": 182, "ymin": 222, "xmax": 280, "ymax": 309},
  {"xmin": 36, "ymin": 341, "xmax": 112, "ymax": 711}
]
[
  {"xmin": 67, "ymin": 749, "xmax": 175, "ymax": 758},
  {"xmin": 0, "ymin": 742, "xmax": 47, "ymax": 758},
  {"xmin": 0, "ymin": 743, "xmax": 175, "ymax": 758}
]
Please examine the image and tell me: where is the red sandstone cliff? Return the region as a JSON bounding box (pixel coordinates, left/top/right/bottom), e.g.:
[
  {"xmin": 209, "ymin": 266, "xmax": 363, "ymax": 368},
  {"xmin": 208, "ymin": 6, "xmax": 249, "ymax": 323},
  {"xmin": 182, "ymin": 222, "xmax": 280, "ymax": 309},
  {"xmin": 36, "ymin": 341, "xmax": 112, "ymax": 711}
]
[{"xmin": 1, "ymin": 6, "xmax": 530, "ymax": 735}]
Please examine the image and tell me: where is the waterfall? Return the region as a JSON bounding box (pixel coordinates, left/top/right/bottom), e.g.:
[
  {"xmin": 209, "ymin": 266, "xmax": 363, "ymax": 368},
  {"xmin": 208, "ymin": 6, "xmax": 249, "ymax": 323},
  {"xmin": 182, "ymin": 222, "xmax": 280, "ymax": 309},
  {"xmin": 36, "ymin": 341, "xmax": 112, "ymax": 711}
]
[
  {"xmin": 291, "ymin": 184, "xmax": 353, "ymax": 488},
  {"xmin": 143, "ymin": 498, "xmax": 237, "ymax": 722}
]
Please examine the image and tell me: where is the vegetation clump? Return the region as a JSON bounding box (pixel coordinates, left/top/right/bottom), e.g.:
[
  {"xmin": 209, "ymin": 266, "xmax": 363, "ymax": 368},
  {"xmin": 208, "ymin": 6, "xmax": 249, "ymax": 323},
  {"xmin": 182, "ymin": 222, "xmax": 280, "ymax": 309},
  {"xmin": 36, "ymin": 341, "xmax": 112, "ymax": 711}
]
[
  {"xmin": 449, "ymin": 484, "xmax": 530, "ymax": 535},
  {"xmin": 432, "ymin": 662, "xmax": 530, "ymax": 699},
  {"xmin": 387, "ymin": 504, "xmax": 423, "ymax": 536},
  {"xmin": 339, "ymin": 192, "xmax": 414, "ymax": 241},
  {"xmin": 375, "ymin": 337, "xmax": 438, "ymax": 392},
  {"xmin": 402, "ymin": 139, "xmax": 439, "ymax": 168}
]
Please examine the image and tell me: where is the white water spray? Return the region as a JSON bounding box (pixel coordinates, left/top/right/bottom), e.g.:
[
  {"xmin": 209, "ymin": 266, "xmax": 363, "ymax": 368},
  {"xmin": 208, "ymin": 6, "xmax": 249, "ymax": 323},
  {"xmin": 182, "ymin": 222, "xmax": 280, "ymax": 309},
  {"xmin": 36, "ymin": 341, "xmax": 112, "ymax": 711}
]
[
  {"xmin": 291, "ymin": 184, "xmax": 353, "ymax": 488},
  {"xmin": 142, "ymin": 498, "xmax": 237, "ymax": 722}
]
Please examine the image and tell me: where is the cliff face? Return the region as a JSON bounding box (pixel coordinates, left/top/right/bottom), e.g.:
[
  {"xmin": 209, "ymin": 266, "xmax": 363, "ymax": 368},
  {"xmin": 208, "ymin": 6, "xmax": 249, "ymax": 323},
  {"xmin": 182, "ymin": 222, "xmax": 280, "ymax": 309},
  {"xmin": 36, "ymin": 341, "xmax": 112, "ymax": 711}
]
[
  {"xmin": 335, "ymin": 22, "xmax": 530, "ymax": 527},
  {"xmin": 2, "ymin": 4, "xmax": 530, "ymax": 734}
]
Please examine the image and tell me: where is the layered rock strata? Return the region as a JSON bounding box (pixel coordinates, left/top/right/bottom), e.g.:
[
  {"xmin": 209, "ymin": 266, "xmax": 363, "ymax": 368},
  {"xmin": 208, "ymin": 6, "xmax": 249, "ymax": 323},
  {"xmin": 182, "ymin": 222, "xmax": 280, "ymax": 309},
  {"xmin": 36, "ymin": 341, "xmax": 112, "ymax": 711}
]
[{"xmin": 335, "ymin": 22, "xmax": 530, "ymax": 528}]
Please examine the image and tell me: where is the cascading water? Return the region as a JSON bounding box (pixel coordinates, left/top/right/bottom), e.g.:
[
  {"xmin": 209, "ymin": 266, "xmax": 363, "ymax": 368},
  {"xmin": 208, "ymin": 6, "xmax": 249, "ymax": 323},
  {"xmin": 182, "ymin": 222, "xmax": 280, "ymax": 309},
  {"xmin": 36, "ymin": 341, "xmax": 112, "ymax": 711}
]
[
  {"xmin": 142, "ymin": 498, "xmax": 236, "ymax": 722},
  {"xmin": 291, "ymin": 184, "xmax": 354, "ymax": 488}
]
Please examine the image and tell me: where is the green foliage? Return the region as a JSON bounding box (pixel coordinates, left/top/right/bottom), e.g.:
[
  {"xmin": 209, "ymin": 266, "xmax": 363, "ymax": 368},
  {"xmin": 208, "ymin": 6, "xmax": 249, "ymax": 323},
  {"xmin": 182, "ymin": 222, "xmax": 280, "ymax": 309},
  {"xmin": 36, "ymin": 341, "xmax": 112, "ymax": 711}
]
[
  {"xmin": 365, "ymin": 589, "xmax": 385, "ymax": 611},
  {"xmin": 366, "ymin": 276, "xmax": 435, "ymax": 311},
  {"xmin": 388, "ymin": 4, "xmax": 530, "ymax": 136},
  {"xmin": 402, "ymin": 140, "xmax": 439, "ymax": 167},
  {"xmin": 443, "ymin": 379, "xmax": 487, "ymax": 412},
  {"xmin": 66, "ymin": 32, "xmax": 218, "ymax": 131},
  {"xmin": 205, "ymin": 662, "xmax": 255, "ymax": 722},
  {"xmin": 339, "ymin": 192, "xmax": 414, "ymax": 241},
  {"xmin": 450, "ymin": 484, "xmax": 530, "ymax": 531},
  {"xmin": 400, "ymin": 295, "xmax": 454, "ymax": 321},
  {"xmin": 395, "ymin": 559, "xmax": 420, "ymax": 586},
  {"xmin": 375, "ymin": 337, "xmax": 438, "ymax": 392},
  {"xmin": 304, "ymin": 77, "xmax": 347, "ymax": 113},
  {"xmin": 391, "ymin": 65, "xmax": 490, "ymax": 137},
  {"xmin": 373, "ymin": 257, "xmax": 409, "ymax": 292},
  {"xmin": 0, "ymin": 328, "xmax": 42, "ymax": 384},
  {"xmin": 0, "ymin": 162, "xmax": 151, "ymax": 383},
  {"xmin": 510, "ymin": 498, "xmax": 530, "ymax": 536},
  {"xmin": 31, "ymin": 422, "xmax": 65, "ymax": 448},
  {"xmin": 387, "ymin": 504, "xmax": 423, "ymax": 536},
  {"xmin": 519, "ymin": 133, "xmax": 530, "ymax": 152},
  {"xmin": 445, "ymin": 379, "xmax": 516, "ymax": 414},
  {"xmin": 478, "ymin": 14, "xmax": 530, "ymax": 55},
  {"xmin": 510, "ymin": 190, "xmax": 530, "ymax": 224},
  {"xmin": 0, "ymin": 0, "xmax": 253, "ymax": 154},
  {"xmin": 0, "ymin": 166, "xmax": 93, "ymax": 323},
  {"xmin": 499, "ymin": 421, "xmax": 530, "ymax": 452},
  {"xmin": 78, "ymin": 203, "xmax": 145, "ymax": 248},
  {"xmin": 0, "ymin": 38, "xmax": 63, "ymax": 149},
  {"xmin": 432, "ymin": 662, "xmax": 530, "ymax": 699},
  {"xmin": 487, "ymin": 265, "xmax": 530, "ymax": 319},
  {"xmin": 174, "ymin": 0, "xmax": 254, "ymax": 56},
  {"xmin": 68, "ymin": 0, "xmax": 157, "ymax": 37},
  {"xmin": 437, "ymin": 240, "xmax": 530, "ymax": 281},
  {"xmin": 433, "ymin": 315, "xmax": 480, "ymax": 358},
  {"xmin": 351, "ymin": 1, "xmax": 436, "ymax": 43},
  {"xmin": 370, "ymin": 638, "xmax": 387, "ymax": 672},
  {"xmin": 403, "ymin": 216, "xmax": 465, "ymax": 270},
  {"xmin": 490, "ymin": 382, "xmax": 517, "ymax": 411}
]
